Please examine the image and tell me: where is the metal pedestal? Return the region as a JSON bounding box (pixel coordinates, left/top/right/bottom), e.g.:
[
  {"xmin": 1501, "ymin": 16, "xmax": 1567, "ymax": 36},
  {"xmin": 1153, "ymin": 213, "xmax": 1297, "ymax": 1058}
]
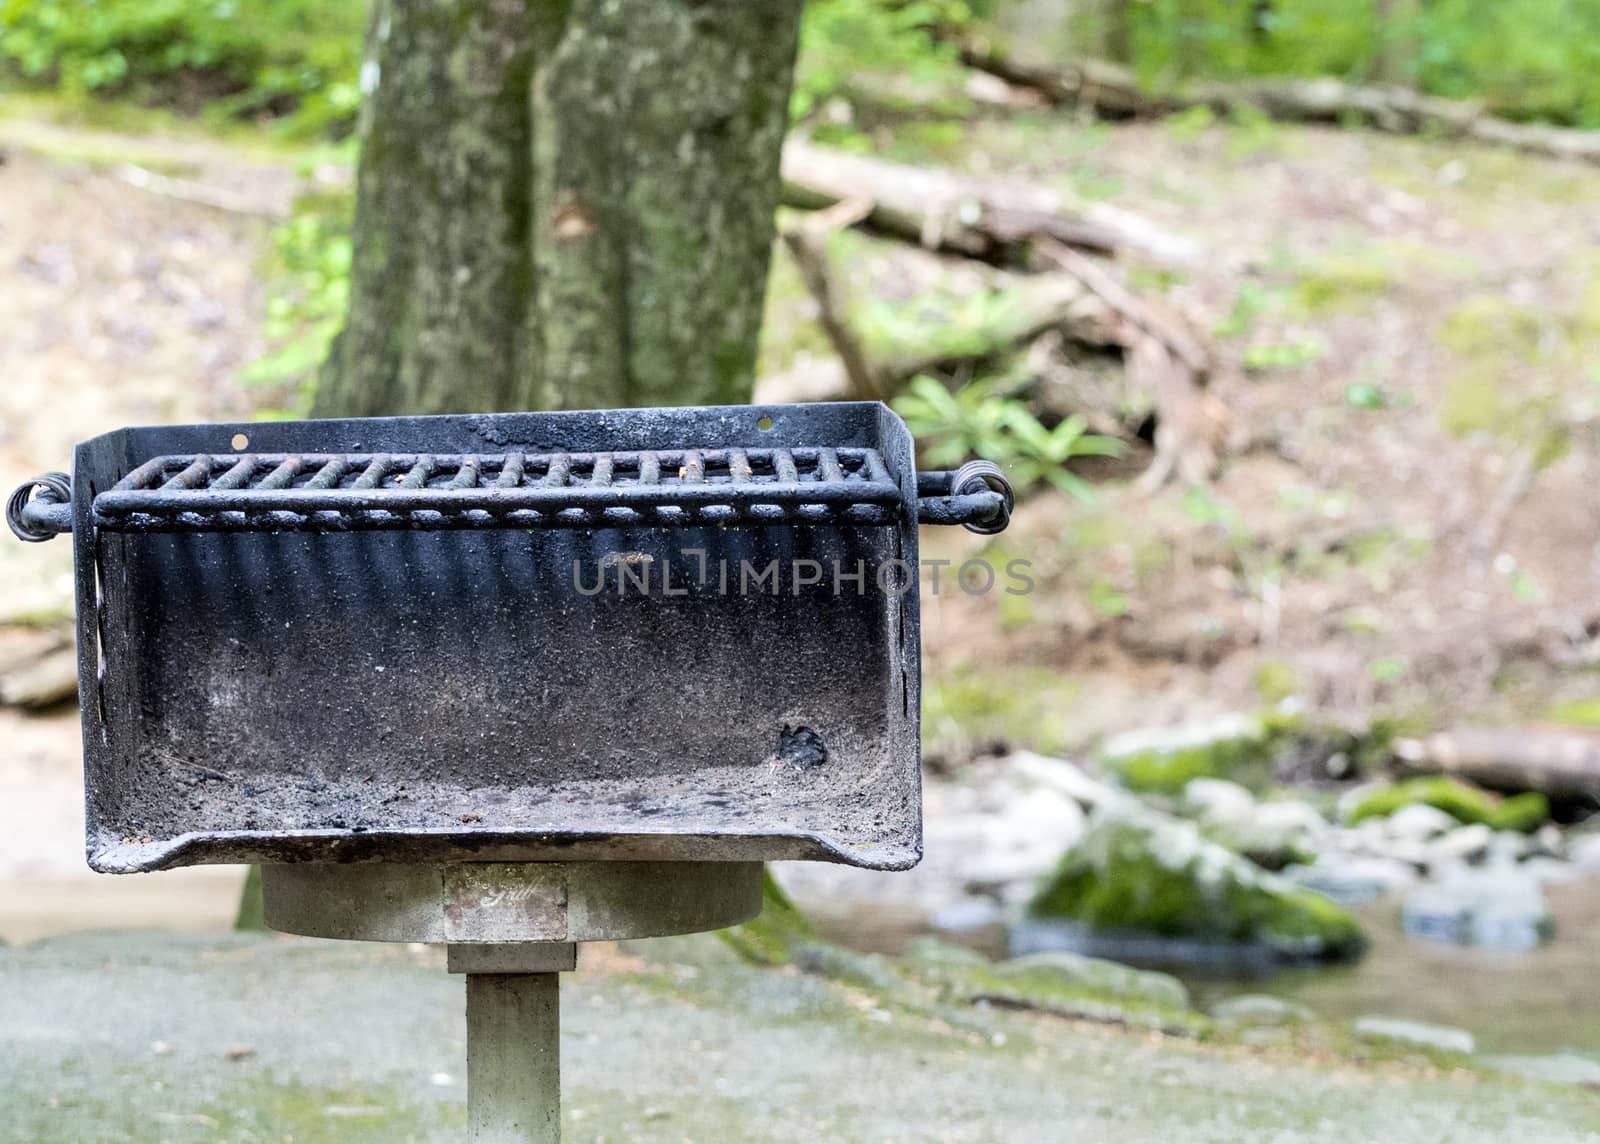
[{"xmin": 261, "ymin": 861, "xmax": 764, "ymax": 1141}]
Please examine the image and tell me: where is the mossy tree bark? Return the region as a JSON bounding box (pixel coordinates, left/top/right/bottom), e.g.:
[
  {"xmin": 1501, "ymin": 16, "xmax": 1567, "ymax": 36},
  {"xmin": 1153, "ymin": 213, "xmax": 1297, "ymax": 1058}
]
[
  {"xmin": 236, "ymin": 0, "xmax": 804, "ymax": 934},
  {"xmin": 315, "ymin": 0, "xmax": 804, "ymax": 418}
]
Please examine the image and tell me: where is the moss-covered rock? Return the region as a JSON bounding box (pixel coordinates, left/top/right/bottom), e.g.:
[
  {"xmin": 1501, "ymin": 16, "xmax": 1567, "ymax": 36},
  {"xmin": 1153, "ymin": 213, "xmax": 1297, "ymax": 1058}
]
[
  {"xmin": 1099, "ymin": 714, "xmax": 1275, "ymax": 795},
  {"xmin": 1100, "ymin": 710, "xmax": 1402, "ymax": 795},
  {"xmin": 1343, "ymin": 776, "xmax": 1549, "ymax": 833},
  {"xmin": 1026, "ymin": 803, "xmax": 1366, "ymax": 962},
  {"xmin": 992, "ymin": 951, "xmax": 1191, "ymax": 1010},
  {"xmin": 904, "ymin": 938, "xmax": 1207, "ymax": 1037}
]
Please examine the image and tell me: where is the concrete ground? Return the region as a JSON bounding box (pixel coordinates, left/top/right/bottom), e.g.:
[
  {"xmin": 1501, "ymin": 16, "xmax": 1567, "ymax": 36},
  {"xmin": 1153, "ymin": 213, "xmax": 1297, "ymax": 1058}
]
[{"xmin": 2, "ymin": 929, "xmax": 1596, "ymax": 1144}]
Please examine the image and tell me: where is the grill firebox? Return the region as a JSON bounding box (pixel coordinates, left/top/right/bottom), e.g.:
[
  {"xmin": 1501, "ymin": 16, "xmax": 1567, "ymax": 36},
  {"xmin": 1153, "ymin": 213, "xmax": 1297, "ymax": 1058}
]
[{"xmin": 9, "ymin": 402, "xmax": 1011, "ymax": 875}]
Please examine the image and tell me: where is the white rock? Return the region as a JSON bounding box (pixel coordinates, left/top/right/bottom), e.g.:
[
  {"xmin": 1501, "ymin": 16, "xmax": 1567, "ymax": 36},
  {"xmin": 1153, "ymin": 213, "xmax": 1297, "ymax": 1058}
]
[
  {"xmin": 1519, "ymin": 856, "xmax": 1580, "ymax": 886},
  {"xmin": 1354, "ymin": 1016, "xmax": 1475, "ymax": 1055},
  {"xmin": 1531, "ymin": 823, "xmax": 1566, "ymax": 859},
  {"xmin": 1212, "ymin": 994, "xmax": 1315, "ymax": 1027},
  {"xmin": 1402, "ymin": 865, "xmax": 1552, "ymax": 951},
  {"xmin": 1486, "ymin": 830, "xmax": 1530, "ymax": 865},
  {"xmin": 1426, "ymin": 823, "xmax": 1494, "ymax": 867},
  {"xmin": 1005, "ymin": 751, "xmax": 1124, "ymax": 811},
  {"xmin": 929, "ymin": 897, "xmax": 1005, "ymax": 932},
  {"xmin": 1488, "ymin": 1053, "xmax": 1600, "ymax": 1087},
  {"xmin": 1570, "ymin": 832, "xmax": 1600, "ymax": 872},
  {"xmin": 1254, "ymin": 799, "xmax": 1328, "ymax": 837},
  {"xmin": 1182, "ymin": 778, "xmax": 1256, "ymax": 824},
  {"xmin": 1099, "ymin": 713, "xmax": 1262, "ymax": 762},
  {"xmin": 965, "ymin": 787, "xmax": 1088, "ymax": 887},
  {"xmin": 1384, "ymin": 803, "xmax": 1458, "ymax": 842},
  {"xmin": 1281, "ymin": 855, "xmax": 1417, "ymax": 904}
]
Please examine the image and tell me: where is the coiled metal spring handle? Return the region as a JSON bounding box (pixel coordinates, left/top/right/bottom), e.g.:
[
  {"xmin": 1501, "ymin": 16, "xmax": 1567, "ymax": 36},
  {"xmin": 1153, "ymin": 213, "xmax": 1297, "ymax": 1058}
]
[
  {"xmin": 6, "ymin": 472, "xmax": 73, "ymax": 542},
  {"xmin": 950, "ymin": 460, "xmax": 1014, "ymax": 535},
  {"xmin": 914, "ymin": 461, "xmax": 1014, "ymax": 534}
]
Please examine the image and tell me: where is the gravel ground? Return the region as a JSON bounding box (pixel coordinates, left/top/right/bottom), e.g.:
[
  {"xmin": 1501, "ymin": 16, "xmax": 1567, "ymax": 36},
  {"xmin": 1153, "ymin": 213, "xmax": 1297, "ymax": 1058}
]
[{"xmin": 4, "ymin": 929, "xmax": 1598, "ymax": 1144}]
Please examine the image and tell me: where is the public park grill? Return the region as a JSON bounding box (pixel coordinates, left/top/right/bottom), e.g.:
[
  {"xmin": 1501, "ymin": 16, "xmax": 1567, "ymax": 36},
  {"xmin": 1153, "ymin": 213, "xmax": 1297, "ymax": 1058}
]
[{"xmin": 7, "ymin": 400, "xmax": 1012, "ymax": 1140}]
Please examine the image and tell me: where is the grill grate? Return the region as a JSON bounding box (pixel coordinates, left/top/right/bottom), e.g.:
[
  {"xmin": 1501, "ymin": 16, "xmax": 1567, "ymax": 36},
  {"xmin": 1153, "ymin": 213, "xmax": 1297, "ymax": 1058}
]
[{"xmin": 94, "ymin": 448, "xmax": 905, "ymax": 532}]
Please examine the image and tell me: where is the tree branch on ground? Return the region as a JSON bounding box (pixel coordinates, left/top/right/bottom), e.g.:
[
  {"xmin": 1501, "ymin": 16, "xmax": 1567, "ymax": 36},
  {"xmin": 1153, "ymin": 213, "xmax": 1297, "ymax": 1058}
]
[
  {"xmin": 780, "ymin": 139, "xmax": 1202, "ymax": 268},
  {"xmin": 779, "ymin": 197, "xmax": 885, "ymax": 403},
  {"xmin": 954, "ymin": 39, "xmax": 1600, "ymax": 166}
]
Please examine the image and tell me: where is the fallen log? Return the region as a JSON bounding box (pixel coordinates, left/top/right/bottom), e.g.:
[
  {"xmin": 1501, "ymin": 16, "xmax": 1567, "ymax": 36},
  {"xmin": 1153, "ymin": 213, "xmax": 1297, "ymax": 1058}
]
[
  {"xmin": 1395, "ymin": 727, "xmax": 1600, "ymax": 800},
  {"xmin": 754, "ymin": 270, "xmax": 1119, "ymax": 405},
  {"xmin": 956, "ymin": 40, "xmax": 1600, "ymax": 166},
  {"xmin": 780, "ymin": 139, "xmax": 1202, "ymax": 268}
]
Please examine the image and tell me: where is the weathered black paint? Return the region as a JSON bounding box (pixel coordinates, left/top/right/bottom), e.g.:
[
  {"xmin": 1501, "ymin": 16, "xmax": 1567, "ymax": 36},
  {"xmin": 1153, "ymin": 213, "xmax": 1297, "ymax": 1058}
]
[{"xmin": 52, "ymin": 403, "xmax": 1000, "ymax": 875}]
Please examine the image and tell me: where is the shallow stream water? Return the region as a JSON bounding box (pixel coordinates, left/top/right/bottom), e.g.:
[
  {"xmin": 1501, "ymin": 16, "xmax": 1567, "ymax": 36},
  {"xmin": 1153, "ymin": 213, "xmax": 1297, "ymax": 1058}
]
[
  {"xmin": 1187, "ymin": 877, "xmax": 1600, "ymax": 1058},
  {"xmin": 813, "ymin": 876, "xmax": 1600, "ymax": 1060}
]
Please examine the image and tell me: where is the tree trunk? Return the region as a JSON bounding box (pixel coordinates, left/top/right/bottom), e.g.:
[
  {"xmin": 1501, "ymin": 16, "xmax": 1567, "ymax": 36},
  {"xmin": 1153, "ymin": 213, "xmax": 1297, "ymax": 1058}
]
[
  {"xmin": 1372, "ymin": 0, "xmax": 1416, "ymax": 87},
  {"xmin": 1100, "ymin": 0, "xmax": 1133, "ymax": 64},
  {"xmin": 241, "ymin": 0, "xmax": 804, "ymax": 936},
  {"xmin": 316, "ymin": 0, "xmax": 804, "ymax": 418}
]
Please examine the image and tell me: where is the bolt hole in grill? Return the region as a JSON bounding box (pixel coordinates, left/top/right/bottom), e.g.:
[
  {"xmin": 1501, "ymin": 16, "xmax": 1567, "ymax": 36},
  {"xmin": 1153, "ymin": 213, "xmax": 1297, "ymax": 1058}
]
[{"xmin": 10, "ymin": 403, "xmax": 1010, "ymax": 874}]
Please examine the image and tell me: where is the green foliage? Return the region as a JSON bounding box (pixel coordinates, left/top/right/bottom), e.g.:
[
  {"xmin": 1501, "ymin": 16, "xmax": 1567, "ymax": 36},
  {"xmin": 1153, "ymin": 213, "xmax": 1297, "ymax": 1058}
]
[
  {"xmin": 921, "ymin": 665, "xmax": 1083, "ymax": 763},
  {"xmin": 791, "ymin": 0, "xmax": 973, "ymax": 143},
  {"xmin": 1544, "ymin": 697, "xmax": 1600, "ymax": 727},
  {"xmin": 244, "ymin": 190, "xmax": 353, "ymax": 415},
  {"xmin": 233, "ymin": 864, "xmax": 265, "ymax": 931},
  {"xmin": 1213, "ymin": 281, "xmax": 1274, "ymax": 339},
  {"xmin": 1293, "ymin": 254, "xmax": 1395, "ymax": 314},
  {"xmin": 1344, "ymin": 776, "xmax": 1550, "ymax": 833},
  {"xmin": 893, "ymin": 377, "xmax": 1124, "ymax": 501},
  {"xmin": 0, "ymin": 0, "xmax": 366, "ymax": 135},
  {"xmin": 1242, "ymin": 335, "xmax": 1327, "ymax": 372},
  {"xmin": 1104, "ymin": 733, "xmax": 1276, "ymax": 795},
  {"xmin": 1071, "ymin": 0, "xmax": 1600, "ymax": 128},
  {"xmin": 1344, "ymin": 382, "xmax": 1386, "ymax": 410},
  {"xmin": 1253, "ymin": 660, "xmax": 1299, "ymax": 704},
  {"xmin": 717, "ymin": 869, "xmax": 815, "ymax": 966}
]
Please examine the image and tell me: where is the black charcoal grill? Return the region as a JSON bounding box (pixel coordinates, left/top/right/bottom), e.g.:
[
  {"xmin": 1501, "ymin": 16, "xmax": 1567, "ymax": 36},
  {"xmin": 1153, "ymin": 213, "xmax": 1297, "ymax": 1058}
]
[{"xmin": 8, "ymin": 402, "xmax": 1011, "ymax": 877}]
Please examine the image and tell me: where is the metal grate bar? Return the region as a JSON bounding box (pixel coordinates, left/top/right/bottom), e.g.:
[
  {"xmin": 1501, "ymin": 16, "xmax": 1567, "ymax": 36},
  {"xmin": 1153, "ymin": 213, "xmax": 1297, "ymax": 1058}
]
[
  {"xmin": 448, "ymin": 457, "xmax": 480, "ymax": 490},
  {"xmin": 399, "ymin": 457, "xmax": 433, "ymax": 489},
  {"xmin": 161, "ymin": 457, "xmax": 213, "ymax": 491},
  {"xmin": 211, "ymin": 457, "xmax": 257, "ymax": 491},
  {"xmin": 306, "ymin": 458, "xmax": 349, "ymax": 490},
  {"xmin": 541, "ymin": 456, "xmax": 571, "ymax": 487},
  {"xmin": 258, "ymin": 458, "xmax": 303, "ymax": 490},
  {"xmin": 496, "ymin": 453, "xmax": 524, "ymax": 489},
  {"xmin": 353, "ymin": 456, "xmax": 392, "ymax": 489},
  {"xmin": 92, "ymin": 447, "xmax": 907, "ymax": 533}
]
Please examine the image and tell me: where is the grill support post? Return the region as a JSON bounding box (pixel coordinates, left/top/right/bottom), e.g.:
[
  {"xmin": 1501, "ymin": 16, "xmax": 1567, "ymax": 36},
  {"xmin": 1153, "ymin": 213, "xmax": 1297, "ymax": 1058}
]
[
  {"xmin": 465, "ymin": 972, "xmax": 562, "ymax": 1143},
  {"xmin": 451, "ymin": 941, "xmax": 578, "ymax": 1140},
  {"xmin": 262, "ymin": 863, "xmax": 764, "ymax": 1140}
]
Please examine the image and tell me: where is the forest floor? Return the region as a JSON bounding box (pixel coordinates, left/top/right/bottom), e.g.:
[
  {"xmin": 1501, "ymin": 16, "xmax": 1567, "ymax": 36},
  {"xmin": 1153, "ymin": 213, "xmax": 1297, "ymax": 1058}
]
[{"xmin": 898, "ymin": 109, "xmax": 1600, "ymax": 760}]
